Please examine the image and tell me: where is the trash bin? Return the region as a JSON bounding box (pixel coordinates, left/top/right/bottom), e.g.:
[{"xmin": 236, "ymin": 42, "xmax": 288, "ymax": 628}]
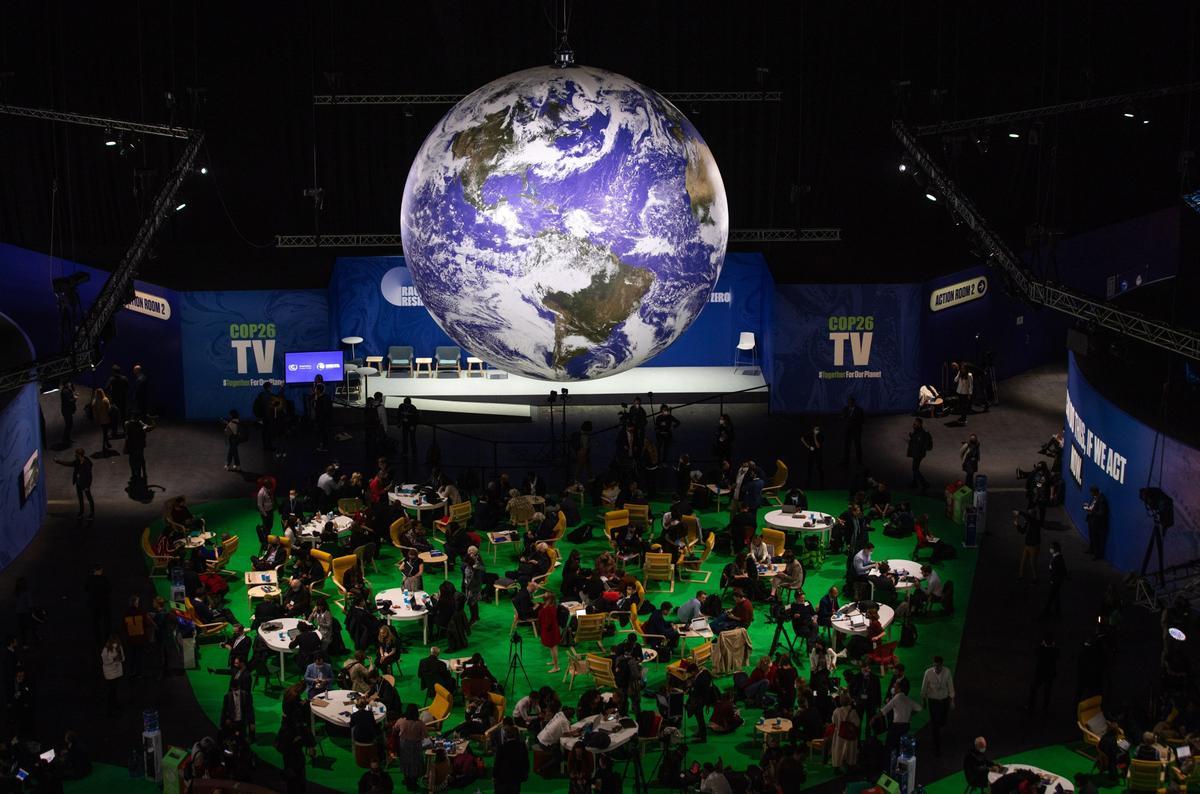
[
  {"xmin": 161, "ymin": 746, "xmax": 189, "ymax": 794},
  {"xmin": 951, "ymin": 486, "xmax": 973, "ymax": 524}
]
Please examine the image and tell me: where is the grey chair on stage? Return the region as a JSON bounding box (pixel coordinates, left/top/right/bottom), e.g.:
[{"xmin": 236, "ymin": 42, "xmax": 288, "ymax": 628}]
[
  {"xmin": 435, "ymin": 346, "xmax": 461, "ymax": 375},
  {"xmin": 387, "ymin": 345, "xmax": 414, "ymax": 377}
]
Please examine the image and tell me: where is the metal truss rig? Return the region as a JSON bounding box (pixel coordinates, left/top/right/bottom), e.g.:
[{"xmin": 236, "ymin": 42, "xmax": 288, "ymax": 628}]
[
  {"xmin": 1133, "ymin": 558, "xmax": 1200, "ymax": 611},
  {"xmin": 0, "ymin": 104, "xmax": 204, "ymax": 394},
  {"xmin": 313, "ymin": 90, "xmax": 782, "ymax": 106},
  {"xmin": 274, "ymin": 228, "xmax": 841, "ymax": 249},
  {"xmin": 893, "ymin": 119, "xmax": 1200, "ymax": 362}
]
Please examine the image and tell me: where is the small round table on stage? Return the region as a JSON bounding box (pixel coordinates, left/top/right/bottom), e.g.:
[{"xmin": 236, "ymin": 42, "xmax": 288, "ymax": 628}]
[
  {"xmin": 884, "ymin": 559, "xmax": 925, "ymax": 590},
  {"xmin": 375, "ymin": 588, "xmax": 431, "ymax": 644},
  {"xmin": 341, "ymin": 336, "xmax": 364, "ymax": 359},
  {"xmin": 755, "ymin": 718, "xmax": 793, "ymax": 747},
  {"xmin": 764, "ymin": 510, "xmax": 836, "ymax": 546},
  {"xmin": 830, "ymin": 603, "xmax": 895, "ymax": 652}
]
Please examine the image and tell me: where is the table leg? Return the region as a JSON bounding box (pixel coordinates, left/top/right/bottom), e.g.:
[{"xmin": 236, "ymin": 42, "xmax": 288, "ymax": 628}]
[
  {"xmin": 442, "ymin": 559, "xmax": 449, "ymax": 579},
  {"xmin": 423, "ymin": 615, "xmax": 428, "ymax": 645},
  {"xmin": 278, "ymin": 649, "xmax": 286, "ymax": 682}
]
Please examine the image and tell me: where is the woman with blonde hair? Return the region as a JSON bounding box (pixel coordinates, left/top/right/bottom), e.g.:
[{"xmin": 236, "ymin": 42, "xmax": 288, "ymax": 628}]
[{"xmin": 91, "ymin": 388, "xmax": 113, "ymax": 451}]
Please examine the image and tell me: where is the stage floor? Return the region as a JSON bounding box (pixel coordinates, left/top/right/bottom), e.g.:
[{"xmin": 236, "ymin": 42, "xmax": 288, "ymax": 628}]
[{"xmin": 364, "ymin": 365, "xmax": 767, "ymax": 411}]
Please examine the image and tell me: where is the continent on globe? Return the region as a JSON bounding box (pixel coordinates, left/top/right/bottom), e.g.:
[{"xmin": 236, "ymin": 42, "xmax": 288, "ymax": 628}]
[{"xmin": 401, "ymin": 65, "xmax": 728, "ymax": 381}]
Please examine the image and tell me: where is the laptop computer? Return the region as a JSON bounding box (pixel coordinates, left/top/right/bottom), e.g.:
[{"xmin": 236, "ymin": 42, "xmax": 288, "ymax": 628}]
[{"xmin": 782, "ymin": 504, "xmax": 799, "ymax": 514}]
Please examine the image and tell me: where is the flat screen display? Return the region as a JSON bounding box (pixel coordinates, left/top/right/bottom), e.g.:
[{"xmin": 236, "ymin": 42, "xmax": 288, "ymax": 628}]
[
  {"xmin": 284, "ymin": 350, "xmax": 345, "ymax": 384},
  {"xmin": 20, "ymin": 450, "xmax": 39, "ymax": 502}
]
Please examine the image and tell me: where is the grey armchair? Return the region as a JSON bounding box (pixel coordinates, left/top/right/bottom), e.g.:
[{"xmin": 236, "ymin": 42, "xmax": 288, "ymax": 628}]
[
  {"xmin": 387, "ymin": 345, "xmax": 414, "ymax": 376},
  {"xmin": 435, "ymin": 346, "xmax": 461, "ymax": 374}
]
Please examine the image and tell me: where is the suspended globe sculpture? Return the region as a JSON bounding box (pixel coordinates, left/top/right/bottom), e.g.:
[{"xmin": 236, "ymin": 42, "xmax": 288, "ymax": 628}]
[{"xmin": 400, "ymin": 65, "xmax": 728, "ymax": 381}]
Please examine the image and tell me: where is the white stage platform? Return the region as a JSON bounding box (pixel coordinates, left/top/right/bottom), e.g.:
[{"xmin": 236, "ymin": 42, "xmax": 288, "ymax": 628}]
[{"xmin": 363, "ymin": 365, "xmax": 767, "ymax": 415}]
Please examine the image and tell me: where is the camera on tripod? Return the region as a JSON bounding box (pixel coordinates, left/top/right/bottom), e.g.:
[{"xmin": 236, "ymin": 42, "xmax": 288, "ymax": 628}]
[
  {"xmin": 1140, "ymin": 487, "xmax": 1174, "ymax": 529},
  {"xmin": 510, "ymin": 632, "xmax": 523, "ymax": 644}
]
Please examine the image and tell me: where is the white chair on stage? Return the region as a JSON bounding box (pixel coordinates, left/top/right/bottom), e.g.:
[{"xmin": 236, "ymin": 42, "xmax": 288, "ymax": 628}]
[{"xmin": 734, "ymin": 331, "xmax": 757, "ymax": 369}]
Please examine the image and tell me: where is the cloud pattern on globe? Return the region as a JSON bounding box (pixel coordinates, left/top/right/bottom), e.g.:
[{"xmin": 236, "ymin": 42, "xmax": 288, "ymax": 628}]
[{"xmin": 401, "ymin": 65, "xmax": 728, "ymax": 381}]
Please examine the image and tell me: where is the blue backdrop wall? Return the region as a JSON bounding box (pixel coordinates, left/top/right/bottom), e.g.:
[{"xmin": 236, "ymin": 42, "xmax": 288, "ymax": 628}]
[
  {"xmin": 0, "ymin": 313, "xmax": 47, "ymax": 571},
  {"xmin": 179, "ymin": 290, "xmax": 330, "ymax": 420},
  {"xmin": 329, "ymin": 251, "xmax": 775, "ymax": 377},
  {"xmin": 0, "ymin": 244, "xmax": 183, "ymax": 416},
  {"xmin": 1062, "ymin": 352, "xmax": 1200, "ymax": 570},
  {"xmin": 771, "ymin": 283, "xmax": 922, "ymax": 414}
]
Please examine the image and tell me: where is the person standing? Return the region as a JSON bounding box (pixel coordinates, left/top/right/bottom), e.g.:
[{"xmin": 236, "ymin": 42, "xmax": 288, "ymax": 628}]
[
  {"xmin": 953, "ymin": 362, "xmax": 974, "ymax": 424},
  {"xmin": 881, "ymin": 685, "xmax": 923, "ymax": 759},
  {"xmin": 99, "ymin": 634, "xmax": 124, "ymax": 715},
  {"xmin": 802, "ymin": 424, "xmax": 824, "ymax": 488},
  {"xmin": 105, "ymin": 364, "xmax": 129, "ymax": 437},
  {"xmin": 537, "ymin": 593, "xmax": 562, "ymax": 674},
  {"xmin": 84, "ymin": 564, "xmax": 112, "ymax": 645},
  {"xmin": 256, "ymin": 478, "xmax": 275, "ymax": 550},
  {"xmin": 59, "ymin": 381, "xmax": 77, "ymax": 446},
  {"xmin": 654, "ymin": 404, "xmax": 681, "ymax": 467},
  {"xmin": 960, "ymin": 434, "xmax": 980, "ymax": 489},
  {"xmin": 91, "ymin": 388, "xmax": 113, "ymax": 452},
  {"xmin": 829, "ymin": 693, "xmax": 861, "ymax": 771},
  {"xmin": 123, "ymin": 413, "xmax": 151, "ymax": 486},
  {"xmin": 461, "ymin": 546, "xmax": 486, "ymax": 625},
  {"xmin": 252, "ymin": 381, "xmax": 276, "ymax": 454},
  {"xmin": 131, "ymin": 364, "xmax": 149, "ymax": 417},
  {"xmin": 920, "ymin": 655, "xmax": 956, "ymax": 755},
  {"xmin": 1015, "ymin": 509, "xmax": 1042, "ymax": 583},
  {"xmin": 1040, "ymin": 542, "xmax": 1069, "ymax": 619},
  {"xmin": 841, "ymin": 396, "xmax": 864, "ymax": 465},
  {"xmin": 1027, "ymin": 633, "xmax": 1059, "ymax": 712},
  {"xmin": 223, "ymin": 409, "xmax": 243, "ymax": 471},
  {"xmin": 398, "ymin": 397, "xmax": 419, "ymax": 458},
  {"xmin": 313, "ymin": 383, "xmax": 332, "ymax": 452},
  {"xmin": 53, "ymin": 448, "xmax": 94, "ymax": 519},
  {"xmin": 121, "ymin": 595, "xmax": 151, "ymax": 679},
  {"xmin": 1084, "ymin": 486, "xmax": 1110, "ymax": 560},
  {"xmin": 492, "ymin": 719, "xmax": 530, "ymax": 794},
  {"xmin": 906, "ymin": 418, "xmax": 932, "ymax": 494}
]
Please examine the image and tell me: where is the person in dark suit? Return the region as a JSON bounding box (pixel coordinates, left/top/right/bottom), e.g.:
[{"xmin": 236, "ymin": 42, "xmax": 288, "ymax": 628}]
[
  {"xmin": 349, "ymin": 697, "xmax": 382, "ymax": 749},
  {"xmin": 280, "ymin": 488, "xmax": 306, "ymax": 524},
  {"xmin": 131, "ymin": 364, "xmax": 149, "ymax": 416},
  {"xmin": 59, "ymin": 381, "xmax": 77, "ymax": 446},
  {"xmin": 1041, "ymin": 542, "xmax": 1069, "ymax": 619},
  {"xmin": 417, "ymin": 647, "xmax": 456, "ymax": 696},
  {"xmin": 398, "ymin": 397, "xmax": 419, "ymax": 457},
  {"xmin": 492, "ymin": 719, "xmax": 530, "ymax": 794},
  {"xmin": 123, "ymin": 414, "xmax": 152, "ymax": 486},
  {"xmin": 222, "ymin": 625, "xmax": 252, "ymax": 668},
  {"xmin": 1084, "ymin": 486, "xmax": 1110, "ymax": 560},
  {"xmin": 642, "ymin": 601, "xmax": 679, "ymax": 655},
  {"xmin": 906, "ymin": 418, "xmax": 932, "ymax": 494},
  {"xmin": 54, "ymin": 448, "xmax": 94, "ymax": 519},
  {"xmin": 288, "ymin": 621, "xmax": 323, "ymax": 670},
  {"xmin": 841, "ymin": 396, "xmax": 864, "ymax": 465},
  {"xmin": 512, "ymin": 580, "xmax": 538, "ymax": 621},
  {"xmin": 105, "ymin": 365, "xmax": 130, "ymax": 435},
  {"xmin": 229, "ymin": 655, "xmax": 252, "ymax": 693},
  {"xmin": 818, "ymin": 586, "xmax": 840, "ymax": 632}
]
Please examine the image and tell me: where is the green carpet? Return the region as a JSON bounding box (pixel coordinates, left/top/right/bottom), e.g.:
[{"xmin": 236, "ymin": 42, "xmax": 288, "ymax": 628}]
[
  {"xmin": 149, "ymin": 490, "xmax": 976, "ymax": 791},
  {"xmin": 925, "ymin": 743, "xmax": 1117, "ymax": 794},
  {"xmin": 64, "ymin": 762, "xmax": 161, "ymax": 792}
]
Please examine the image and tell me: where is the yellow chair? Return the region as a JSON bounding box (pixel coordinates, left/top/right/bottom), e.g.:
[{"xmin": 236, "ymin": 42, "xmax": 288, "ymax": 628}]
[
  {"xmin": 507, "ymin": 498, "xmax": 535, "ymax": 530},
  {"xmin": 141, "ymin": 528, "xmax": 173, "ymax": 578},
  {"xmin": 761, "ymin": 527, "xmax": 787, "ymax": 559},
  {"xmin": 761, "ymin": 459, "xmax": 789, "ymax": 505},
  {"xmin": 310, "ymin": 548, "xmax": 334, "ymax": 577},
  {"xmin": 574, "ymin": 613, "xmax": 608, "ymax": 651},
  {"xmin": 435, "ymin": 501, "xmax": 473, "ymax": 534},
  {"xmin": 206, "ymin": 536, "xmax": 239, "ymax": 577},
  {"xmin": 388, "ymin": 517, "xmax": 410, "ymax": 549},
  {"xmin": 680, "ymin": 533, "xmax": 716, "ymax": 584},
  {"xmin": 585, "ymin": 653, "xmax": 617, "ymax": 689},
  {"xmin": 619, "ymin": 603, "xmax": 670, "ymax": 657},
  {"xmin": 643, "ymin": 552, "xmax": 675, "ymax": 593},
  {"xmin": 331, "ymin": 554, "xmax": 360, "ymax": 606},
  {"xmin": 544, "ymin": 511, "xmax": 567, "ymax": 544},
  {"xmin": 562, "ymin": 648, "xmax": 589, "ymax": 690},
  {"xmin": 532, "ymin": 546, "xmax": 561, "ymax": 591},
  {"xmin": 1127, "ymin": 759, "xmax": 1167, "ymax": 794},
  {"xmin": 1076, "ymin": 696, "xmax": 1106, "ymax": 751},
  {"xmin": 604, "ymin": 509, "xmax": 630, "ymax": 535},
  {"xmin": 421, "ymin": 683, "xmax": 453, "ymax": 731},
  {"xmin": 625, "ymin": 503, "xmax": 650, "ymax": 528},
  {"xmin": 265, "ymin": 534, "xmax": 293, "ymax": 553},
  {"xmin": 511, "ymin": 604, "xmax": 540, "ymax": 637},
  {"xmin": 182, "ymin": 597, "xmax": 229, "ymax": 641},
  {"xmin": 476, "ymin": 692, "xmax": 507, "ymax": 751},
  {"xmin": 667, "ymin": 640, "xmax": 712, "ymax": 684},
  {"xmin": 682, "ymin": 515, "xmax": 701, "ymax": 546}
]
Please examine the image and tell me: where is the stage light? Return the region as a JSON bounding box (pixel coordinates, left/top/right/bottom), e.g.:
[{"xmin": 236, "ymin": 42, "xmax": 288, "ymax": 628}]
[
  {"xmin": 1142, "ymin": 119, "xmax": 1150, "ymax": 125},
  {"xmin": 199, "ymin": 166, "xmax": 208, "ymax": 175},
  {"xmin": 925, "ymin": 192, "xmax": 938, "ymax": 202},
  {"xmin": 1007, "ymin": 131, "xmax": 1020, "ymax": 139},
  {"xmin": 175, "ymin": 202, "xmax": 187, "ymax": 212},
  {"xmin": 1169, "ymin": 627, "xmax": 1186, "ymax": 642},
  {"xmin": 560, "ymin": 388, "xmax": 569, "ymax": 398},
  {"xmin": 104, "ymin": 139, "xmax": 117, "ymax": 147},
  {"xmin": 1123, "ymin": 104, "xmax": 1135, "ymax": 118},
  {"xmin": 898, "ymin": 162, "xmax": 907, "ymax": 172}
]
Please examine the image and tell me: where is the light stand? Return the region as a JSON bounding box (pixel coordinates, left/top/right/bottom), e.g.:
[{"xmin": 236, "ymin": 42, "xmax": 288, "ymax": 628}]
[
  {"xmin": 559, "ymin": 388, "xmax": 570, "ymax": 487},
  {"xmin": 504, "ymin": 633, "xmax": 532, "ymax": 695},
  {"xmin": 547, "ymin": 390, "xmax": 558, "ymax": 449}
]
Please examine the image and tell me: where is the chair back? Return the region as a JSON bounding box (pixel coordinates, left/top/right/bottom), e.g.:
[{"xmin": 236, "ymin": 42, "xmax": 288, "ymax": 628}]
[
  {"xmin": 428, "ymin": 683, "xmax": 452, "ymax": 721},
  {"xmin": 355, "ymin": 542, "xmax": 377, "ymax": 569},
  {"xmin": 698, "ymin": 532, "xmax": 716, "ymax": 563},
  {"xmin": 682, "ymin": 514, "xmax": 700, "ymax": 545},
  {"xmin": 310, "ymin": 548, "xmax": 334, "ymax": 575},
  {"xmin": 509, "ymin": 498, "xmax": 535, "ymax": 526},
  {"xmin": 449, "ymin": 501, "xmax": 473, "ymax": 523},
  {"xmin": 643, "ymin": 552, "xmax": 673, "ymax": 581},
  {"xmin": 761, "ymin": 527, "xmax": 787, "ymax": 558},
  {"xmin": 691, "ymin": 641, "xmax": 713, "ymax": 667},
  {"xmin": 488, "ymin": 691, "xmax": 506, "ymax": 724},
  {"xmin": 769, "ymin": 460, "xmax": 788, "ymax": 489},
  {"xmin": 435, "ymin": 346, "xmax": 460, "ymax": 365},
  {"xmin": 586, "ymin": 654, "xmax": 617, "ymax": 689},
  {"xmin": 575, "ymin": 614, "xmax": 607, "ymax": 645},
  {"xmin": 549, "ymin": 511, "xmax": 567, "ymax": 541},
  {"xmin": 389, "ymin": 517, "xmax": 408, "ymax": 548},
  {"xmin": 141, "ymin": 528, "xmax": 155, "ymax": 556},
  {"xmin": 604, "ymin": 509, "xmax": 630, "ymax": 534},
  {"xmin": 625, "ymin": 503, "xmax": 650, "ymax": 528},
  {"xmin": 388, "ymin": 346, "xmax": 414, "ymax": 365},
  {"xmin": 737, "ymin": 332, "xmax": 756, "ymax": 350},
  {"xmin": 1127, "ymin": 759, "xmax": 1165, "ymax": 793},
  {"xmin": 331, "ymin": 554, "xmax": 358, "ymax": 590}
]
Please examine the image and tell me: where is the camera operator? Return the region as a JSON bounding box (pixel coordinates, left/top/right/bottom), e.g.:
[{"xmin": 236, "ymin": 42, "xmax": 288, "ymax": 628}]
[{"xmin": 1083, "ymin": 486, "xmax": 1110, "ymax": 560}]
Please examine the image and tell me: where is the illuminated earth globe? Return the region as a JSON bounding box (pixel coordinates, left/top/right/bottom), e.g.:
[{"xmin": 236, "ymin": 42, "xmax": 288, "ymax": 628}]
[{"xmin": 400, "ymin": 65, "xmax": 728, "ymax": 381}]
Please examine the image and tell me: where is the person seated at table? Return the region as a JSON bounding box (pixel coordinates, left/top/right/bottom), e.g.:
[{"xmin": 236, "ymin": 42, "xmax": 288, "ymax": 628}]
[
  {"xmin": 533, "ymin": 697, "xmax": 575, "ymax": 766},
  {"xmin": 709, "ymin": 690, "xmax": 744, "ymax": 733},
  {"xmin": 865, "ymin": 607, "xmax": 885, "ymax": 646},
  {"xmin": 1132, "ymin": 730, "xmax": 1170, "ymax": 762},
  {"xmin": 288, "ymin": 621, "xmax": 323, "ymax": 670},
  {"xmin": 962, "ymin": 736, "xmax": 999, "ymax": 791},
  {"xmin": 883, "ymin": 503, "xmax": 915, "ymax": 538},
  {"xmin": 749, "ymin": 535, "xmax": 773, "ymax": 566},
  {"xmin": 344, "ymin": 594, "xmax": 380, "ymax": 651},
  {"xmin": 576, "ymin": 688, "xmax": 606, "ymax": 720},
  {"xmin": 290, "ymin": 552, "xmax": 318, "ymax": 587},
  {"xmin": 344, "ymin": 471, "xmax": 366, "ymax": 502},
  {"xmin": 506, "ymin": 541, "xmax": 551, "ymax": 583},
  {"xmin": 250, "ymin": 592, "xmax": 284, "ymax": 630},
  {"xmin": 251, "ymin": 536, "xmax": 288, "ymax": 572},
  {"xmin": 462, "ymin": 652, "xmax": 498, "ymax": 692},
  {"xmin": 374, "ymin": 624, "xmax": 401, "ymax": 674},
  {"xmin": 398, "ymin": 548, "xmax": 424, "ymax": 592},
  {"xmin": 512, "ymin": 689, "xmax": 544, "ymax": 731},
  {"xmin": 398, "ymin": 522, "xmax": 434, "ymax": 554},
  {"xmin": 641, "ymin": 601, "xmax": 680, "ymax": 655},
  {"xmin": 850, "ymin": 542, "xmax": 877, "ymax": 583},
  {"xmin": 306, "ymin": 600, "xmax": 333, "ymax": 649},
  {"xmin": 417, "ymin": 646, "xmax": 456, "ymax": 697},
  {"xmin": 720, "ymin": 552, "xmax": 756, "ymax": 597},
  {"xmin": 770, "ymin": 550, "xmax": 805, "ymax": 598},
  {"xmin": 365, "ymin": 669, "xmax": 403, "ymax": 720},
  {"xmin": 613, "ymin": 582, "xmax": 644, "ymax": 618},
  {"xmin": 164, "ymin": 495, "xmax": 203, "ymax": 535},
  {"xmin": 280, "ymin": 577, "xmax": 311, "ymax": 618},
  {"xmin": 867, "ymin": 481, "xmax": 894, "ymax": 521},
  {"xmin": 303, "ymin": 651, "xmax": 334, "ymax": 698},
  {"xmin": 910, "ymin": 565, "xmax": 943, "ymax": 612},
  {"xmin": 317, "ymin": 520, "xmax": 342, "ymax": 553},
  {"xmin": 349, "ymin": 697, "xmax": 384, "ymax": 752},
  {"xmin": 783, "ymin": 486, "xmax": 809, "ymax": 511},
  {"xmin": 710, "ymin": 589, "xmax": 754, "ymax": 634},
  {"xmin": 193, "ymin": 592, "xmax": 235, "ymax": 626},
  {"xmin": 657, "ymin": 518, "xmax": 692, "ymax": 567},
  {"xmin": 342, "ymin": 650, "xmax": 373, "ymax": 694},
  {"xmin": 453, "ymin": 692, "xmax": 498, "ymax": 739},
  {"xmin": 868, "ymin": 562, "xmax": 899, "ymax": 607}
]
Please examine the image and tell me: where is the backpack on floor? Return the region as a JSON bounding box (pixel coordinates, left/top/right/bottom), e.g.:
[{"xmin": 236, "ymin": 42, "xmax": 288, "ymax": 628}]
[{"xmin": 567, "ymin": 523, "xmax": 594, "ymax": 543}]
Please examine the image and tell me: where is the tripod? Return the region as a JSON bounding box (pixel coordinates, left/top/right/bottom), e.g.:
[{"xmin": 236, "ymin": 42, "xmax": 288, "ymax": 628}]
[
  {"xmin": 503, "ymin": 635, "xmax": 532, "ymax": 695},
  {"xmin": 1140, "ymin": 517, "xmax": 1167, "ymax": 586}
]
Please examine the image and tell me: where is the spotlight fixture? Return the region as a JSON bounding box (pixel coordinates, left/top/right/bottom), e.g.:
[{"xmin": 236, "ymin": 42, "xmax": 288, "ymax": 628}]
[
  {"xmin": 1168, "ymin": 627, "xmax": 1187, "ymax": 642},
  {"xmin": 973, "ymin": 132, "xmax": 990, "ymax": 154},
  {"xmin": 560, "ymin": 387, "xmax": 569, "ymax": 398},
  {"xmin": 925, "ymin": 192, "xmax": 938, "ymax": 202},
  {"xmin": 1142, "ymin": 118, "xmax": 1150, "ymax": 125},
  {"xmin": 1122, "ymin": 104, "xmax": 1135, "ymax": 118},
  {"xmin": 174, "ymin": 202, "xmax": 188, "ymax": 212},
  {"xmin": 1007, "ymin": 131, "xmax": 1021, "ymax": 139},
  {"xmin": 898, "ymin": 162, "xmax": 907, "ymax": 173},
  {"xmin": 898, "ymin": 157, "xmax": 912, "ymax": 173},
  {"xmin": 104, "ymin": 138, "xmax": 117, "ymax": 147},
  {"xmin": 199, "ymin": 166, "xmax": 209, "ymax": 175}
]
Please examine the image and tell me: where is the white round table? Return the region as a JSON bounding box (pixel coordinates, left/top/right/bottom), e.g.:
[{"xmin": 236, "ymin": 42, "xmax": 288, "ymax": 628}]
[
  {"xmin": 296, "ymin": 514, "xmax": 353, "ymax": 545},
  {"xmin": 341, "ymin": 336, "xmax": 364, "ymax": 359},
  {"xmin": 883, "ymin": 559, "xmax": 925, "ymax": 591},
  {"xmin": 310, "ymin": 689, "xmax": 387, "ymax": 728},
  {"xmin": 258, "ymin": 618, "xmax": 323, "ymax": 682},
  {"xmin": 560, "ymin": 714, "xmax": 639, "ymax": 753},
  {"xmin": 182, "ymin": 531, "xmax": 214, "ymax": 549},
  {"xmin": 388, "ymin": 489, "xmax": 448, "ymax": 520},
  {"xmin": 830, "ymin": 603, "xmax": 895, "ymax": 651},
  {"xmin": 375, "ymin": 588, "xmax": 431, "ymax": 644},
  {"xmin": 763, "ymin": 510, "xmax": 836, "ymax": 546},
  {"xmin": 755, "ymin": 563, "xmax": 786, "ymax": 578},
  {"xmin": 355, "ymin": 366, "xmax": 379, "ymax": 398},
  {"xmin": 989, "ymin": 764, "xmax": 1074, "ymax": 793}
]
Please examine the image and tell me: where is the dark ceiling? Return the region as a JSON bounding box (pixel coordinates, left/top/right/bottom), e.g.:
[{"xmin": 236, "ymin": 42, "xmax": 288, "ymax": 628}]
[{"xmin": 1, "ymin": 1, "xmax": 1197, "ymax": 290}]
